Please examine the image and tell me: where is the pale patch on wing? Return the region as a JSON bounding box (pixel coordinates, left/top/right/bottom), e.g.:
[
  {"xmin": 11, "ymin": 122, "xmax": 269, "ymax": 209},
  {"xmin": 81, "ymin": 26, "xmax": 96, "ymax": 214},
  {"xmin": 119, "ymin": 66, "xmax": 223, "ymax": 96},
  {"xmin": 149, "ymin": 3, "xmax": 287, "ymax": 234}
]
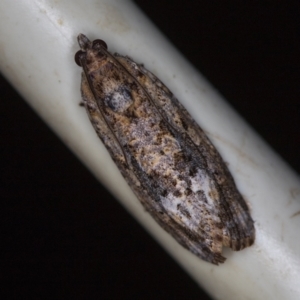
[
  {"xmin": 160, "ymin": 169, "xmax": 222, "ymax": 234},
  {"xmin": 160, "ymin": 192, "xmax": 201, "ymax": 231},
  {"xmin": 190, "ymin": 169, "xmax": 220, "ymax": 206}
]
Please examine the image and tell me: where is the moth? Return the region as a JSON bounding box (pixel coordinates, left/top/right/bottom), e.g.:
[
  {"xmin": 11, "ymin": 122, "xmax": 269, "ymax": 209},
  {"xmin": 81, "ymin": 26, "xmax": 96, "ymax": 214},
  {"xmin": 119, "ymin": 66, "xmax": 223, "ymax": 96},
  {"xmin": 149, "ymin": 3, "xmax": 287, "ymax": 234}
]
[{"xmin": 74, "ymin": 34, "xmax": 255, "ymax": 264}]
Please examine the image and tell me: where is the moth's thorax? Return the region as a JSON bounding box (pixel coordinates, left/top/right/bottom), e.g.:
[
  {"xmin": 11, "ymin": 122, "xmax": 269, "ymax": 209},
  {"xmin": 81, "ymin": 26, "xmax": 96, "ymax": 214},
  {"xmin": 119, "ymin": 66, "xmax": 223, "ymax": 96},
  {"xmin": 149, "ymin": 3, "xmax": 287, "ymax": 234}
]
[{"xmin": 85, "ymin": 49, "xmax": 109, "ymax": 73}]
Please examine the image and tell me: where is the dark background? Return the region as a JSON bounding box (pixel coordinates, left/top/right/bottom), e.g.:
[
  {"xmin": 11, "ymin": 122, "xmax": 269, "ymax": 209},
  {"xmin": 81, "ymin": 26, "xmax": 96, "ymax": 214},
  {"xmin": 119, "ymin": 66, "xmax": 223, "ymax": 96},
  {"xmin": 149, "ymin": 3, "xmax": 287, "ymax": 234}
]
[{"xmin": 1, "ymin": 1, "xmax": 300, "ymax": 299}]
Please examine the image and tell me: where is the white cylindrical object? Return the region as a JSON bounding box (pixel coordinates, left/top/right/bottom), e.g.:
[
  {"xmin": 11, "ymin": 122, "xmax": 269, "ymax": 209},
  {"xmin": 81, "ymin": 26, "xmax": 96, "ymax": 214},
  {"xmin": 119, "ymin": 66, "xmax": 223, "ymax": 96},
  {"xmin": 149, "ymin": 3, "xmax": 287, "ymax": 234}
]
[{"xmin": 1, "ymin": 1, "xmax": 300, "ymax": 299}]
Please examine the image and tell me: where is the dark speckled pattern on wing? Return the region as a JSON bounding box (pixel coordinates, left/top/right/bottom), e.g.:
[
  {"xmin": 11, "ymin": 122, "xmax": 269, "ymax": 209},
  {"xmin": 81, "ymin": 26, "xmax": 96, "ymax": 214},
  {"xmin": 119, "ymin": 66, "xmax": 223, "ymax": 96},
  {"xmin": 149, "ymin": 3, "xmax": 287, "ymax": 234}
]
[{"xmin": 75, "ymin": 34, "xmax": 255, "ymax": 265}]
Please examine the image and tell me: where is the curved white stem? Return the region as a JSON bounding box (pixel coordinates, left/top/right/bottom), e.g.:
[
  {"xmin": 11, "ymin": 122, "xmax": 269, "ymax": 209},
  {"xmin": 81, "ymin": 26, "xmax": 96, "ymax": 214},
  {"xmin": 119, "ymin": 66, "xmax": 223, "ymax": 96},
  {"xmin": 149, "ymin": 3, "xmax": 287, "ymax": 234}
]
[{"xmin": 1, "ymin": 1, "xmax": 300, "ymax": 299}]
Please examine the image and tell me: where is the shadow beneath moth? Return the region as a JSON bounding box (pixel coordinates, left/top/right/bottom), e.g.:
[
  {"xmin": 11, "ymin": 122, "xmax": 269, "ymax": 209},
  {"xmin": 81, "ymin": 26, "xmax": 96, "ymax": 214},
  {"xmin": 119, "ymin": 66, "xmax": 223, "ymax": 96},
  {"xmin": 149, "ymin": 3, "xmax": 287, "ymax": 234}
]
[{"xmin": 75, "ymin": 34, "xmax": 255, "ymax": 265}]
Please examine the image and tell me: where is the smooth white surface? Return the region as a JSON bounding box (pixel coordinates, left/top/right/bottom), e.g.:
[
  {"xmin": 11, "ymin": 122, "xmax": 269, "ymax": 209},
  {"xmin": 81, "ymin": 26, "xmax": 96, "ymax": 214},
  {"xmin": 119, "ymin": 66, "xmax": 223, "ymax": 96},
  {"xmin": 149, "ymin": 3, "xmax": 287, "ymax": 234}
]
[{"xmin": 1, "ymin": 1, "xmax": 300, "ymax": 299}]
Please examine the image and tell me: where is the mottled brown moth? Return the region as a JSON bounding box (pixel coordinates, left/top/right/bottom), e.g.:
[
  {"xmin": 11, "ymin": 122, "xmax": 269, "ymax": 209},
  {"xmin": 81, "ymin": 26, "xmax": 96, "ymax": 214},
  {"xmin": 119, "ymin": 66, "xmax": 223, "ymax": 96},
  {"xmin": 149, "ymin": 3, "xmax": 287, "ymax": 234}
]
[{"xmin": 74, "ymin": 34, "xmax": 255, "ymax": 265}]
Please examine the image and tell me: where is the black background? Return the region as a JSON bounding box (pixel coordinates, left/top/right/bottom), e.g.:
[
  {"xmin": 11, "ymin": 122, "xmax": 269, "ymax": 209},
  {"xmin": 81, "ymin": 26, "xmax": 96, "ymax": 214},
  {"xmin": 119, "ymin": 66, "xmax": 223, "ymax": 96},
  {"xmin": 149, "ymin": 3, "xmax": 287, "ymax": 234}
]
[{"xmin": 1, "ymin": 1, "xmax": 300, "ymax": 299}]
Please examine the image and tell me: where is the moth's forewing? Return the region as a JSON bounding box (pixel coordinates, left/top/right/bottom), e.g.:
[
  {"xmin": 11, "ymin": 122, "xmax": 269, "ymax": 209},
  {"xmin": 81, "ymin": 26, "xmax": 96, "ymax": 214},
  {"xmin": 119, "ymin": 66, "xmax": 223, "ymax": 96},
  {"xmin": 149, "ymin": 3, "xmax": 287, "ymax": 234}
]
[{"xmin": 75, "ymin": 34, "xmax": 255, "ymax": 265}]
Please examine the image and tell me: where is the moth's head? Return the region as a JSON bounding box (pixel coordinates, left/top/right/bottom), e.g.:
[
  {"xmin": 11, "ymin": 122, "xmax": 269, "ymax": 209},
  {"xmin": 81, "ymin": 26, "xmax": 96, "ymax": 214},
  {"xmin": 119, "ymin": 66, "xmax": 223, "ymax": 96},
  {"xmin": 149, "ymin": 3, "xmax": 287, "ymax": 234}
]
[{"xmin": 75, "ymin": 34, "xmax": 108, "ymax": 67}]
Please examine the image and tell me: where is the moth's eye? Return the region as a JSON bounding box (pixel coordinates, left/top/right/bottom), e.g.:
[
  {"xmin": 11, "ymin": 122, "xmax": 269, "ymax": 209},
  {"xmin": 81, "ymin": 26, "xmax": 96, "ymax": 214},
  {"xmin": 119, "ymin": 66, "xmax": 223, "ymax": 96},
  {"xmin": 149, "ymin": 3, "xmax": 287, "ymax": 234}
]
[
  {"xmin": 92, "ymin": 39, "xmax": 108, "ymax": 50},
  {"xmin": 74, "ymin": 50, "xmax": 85, "ymax": 66}
]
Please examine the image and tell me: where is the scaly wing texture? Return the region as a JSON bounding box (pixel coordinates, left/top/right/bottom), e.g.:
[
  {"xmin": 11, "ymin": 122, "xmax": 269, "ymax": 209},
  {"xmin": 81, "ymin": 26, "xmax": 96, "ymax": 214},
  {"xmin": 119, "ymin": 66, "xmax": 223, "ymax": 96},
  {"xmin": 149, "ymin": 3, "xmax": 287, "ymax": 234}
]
[
  {"xmin": 77, "ymin": 34, "xmax": 255, "ymax": 265},
  {"xmin": 115, "ymin": 55, "xmax": 255, "ymax": 251}
]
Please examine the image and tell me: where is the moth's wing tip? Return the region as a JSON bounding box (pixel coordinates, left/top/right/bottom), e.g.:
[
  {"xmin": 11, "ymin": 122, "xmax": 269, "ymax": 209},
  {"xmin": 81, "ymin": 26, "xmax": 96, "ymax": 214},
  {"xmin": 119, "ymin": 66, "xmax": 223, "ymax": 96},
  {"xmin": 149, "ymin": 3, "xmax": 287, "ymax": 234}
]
[
  {"xmin": 230, "ymin": 232, "xmax": 256, "ymax": 251},
  {"xmin": 247, "ymin": 234, "xmax": 255, "ymax": 247},
  {"xmin": 212, "ymin": 253, "xmax": 226, "ymax": 265}
]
